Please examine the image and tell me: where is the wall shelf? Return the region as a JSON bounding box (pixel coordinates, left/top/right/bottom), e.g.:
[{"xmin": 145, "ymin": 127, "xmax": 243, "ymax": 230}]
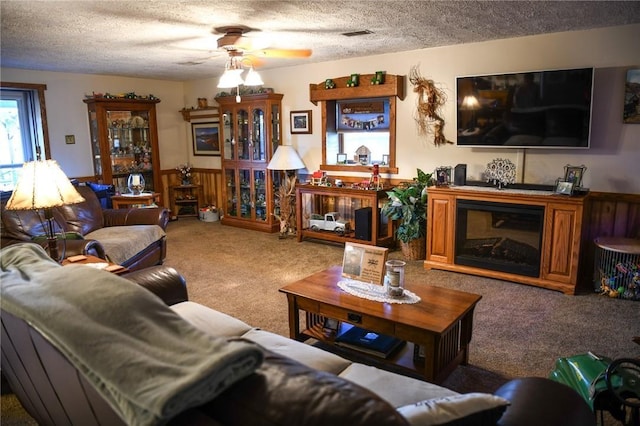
[
  {"xmin": 179, "ymin": 107, "xmax": 220, "ymax": 122},
  {"xmin": 309, "ymin": 74, "xmax": 405, "ymax": 105}
]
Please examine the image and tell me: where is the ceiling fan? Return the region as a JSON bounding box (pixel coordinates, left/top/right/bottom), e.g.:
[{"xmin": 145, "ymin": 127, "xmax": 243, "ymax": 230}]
[{"xmin": 213, "ymin": 25, "xmax": 312, "ymax": 66}]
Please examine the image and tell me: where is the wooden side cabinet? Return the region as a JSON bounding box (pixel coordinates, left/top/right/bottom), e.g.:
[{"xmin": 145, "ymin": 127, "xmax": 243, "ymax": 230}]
[
  {"xmin": 296, "ymin": 184, "xmax": 395, "ymax": 247},
  {"xmin": 424, "ymin": 186, "xmax": 588, "ymax": 294},
  {"xmin": 426, "ymin": 193, "xmax": 455, "ymax": 264},
  {"xmin": 170, "ymin": 184, "xmax": 202, "ymax": 218}
]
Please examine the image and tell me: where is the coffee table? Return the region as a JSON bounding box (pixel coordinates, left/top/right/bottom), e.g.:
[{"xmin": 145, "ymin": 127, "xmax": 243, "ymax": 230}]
[{"xmin": 279, "ymin": 266, "xmax": 482, "ymax": 383}]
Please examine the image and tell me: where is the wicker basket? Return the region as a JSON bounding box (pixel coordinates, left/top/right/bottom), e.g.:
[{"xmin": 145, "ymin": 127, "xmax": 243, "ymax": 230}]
[{"xmin": 400, "ymin": 238, "xmax": 426, "ymax": 260}]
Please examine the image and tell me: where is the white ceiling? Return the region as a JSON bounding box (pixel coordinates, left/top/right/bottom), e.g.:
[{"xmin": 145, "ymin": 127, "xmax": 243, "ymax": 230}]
[{"xmin": 2, "ymin": 1, "xmax": 640, "ymax": 82}]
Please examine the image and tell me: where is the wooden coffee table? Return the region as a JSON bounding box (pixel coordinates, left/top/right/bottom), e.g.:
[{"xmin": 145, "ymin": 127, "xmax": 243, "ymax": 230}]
[{"xmin": 279, "ymin": 266, "xmax": 482, "ymax": 383}]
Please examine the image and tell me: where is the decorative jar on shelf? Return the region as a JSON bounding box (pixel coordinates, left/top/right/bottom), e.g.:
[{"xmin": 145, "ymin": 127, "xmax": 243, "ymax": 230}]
[{"xmin": 127, "ymin": 173, "xmax": 145, "ymax": 195}]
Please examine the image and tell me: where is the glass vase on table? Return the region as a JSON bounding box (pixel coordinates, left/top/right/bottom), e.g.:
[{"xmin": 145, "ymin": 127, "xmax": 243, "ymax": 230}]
[{"xmin": 127, "ymin": 173, "xmax": 145, "ymax": 195}]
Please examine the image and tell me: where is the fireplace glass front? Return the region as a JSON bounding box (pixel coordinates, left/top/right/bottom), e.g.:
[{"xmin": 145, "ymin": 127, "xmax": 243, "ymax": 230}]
[{"xmin": 455, "ymin": 200, "xmax": 544, "ymax": 277}]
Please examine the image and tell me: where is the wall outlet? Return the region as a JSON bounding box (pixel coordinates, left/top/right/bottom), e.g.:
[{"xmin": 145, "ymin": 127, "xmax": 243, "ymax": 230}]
[{"xmin": 65, "ymin": 135, "xmax": 75, "ymax": 144}]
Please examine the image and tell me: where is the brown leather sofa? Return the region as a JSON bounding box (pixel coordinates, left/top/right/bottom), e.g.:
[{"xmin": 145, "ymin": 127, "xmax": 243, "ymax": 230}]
[
  {"xmin": 1, "ymin": 243, "xmax": 596, "ymax": 426},
  {"xmin": 1, "ymin": 185, "xmax": 169, "ymax": 271}
]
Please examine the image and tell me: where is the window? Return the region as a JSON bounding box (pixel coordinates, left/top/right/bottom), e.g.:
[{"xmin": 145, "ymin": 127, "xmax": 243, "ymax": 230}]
[{"xmin": 0, "ymin": 83, "xmax": 49, "ymax": 191}]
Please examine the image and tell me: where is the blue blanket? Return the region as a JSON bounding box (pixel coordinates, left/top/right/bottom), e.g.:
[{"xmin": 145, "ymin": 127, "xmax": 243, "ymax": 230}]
[{"xmin": 1, "ymin": 244, "xmax": 263, "ymax": 426}]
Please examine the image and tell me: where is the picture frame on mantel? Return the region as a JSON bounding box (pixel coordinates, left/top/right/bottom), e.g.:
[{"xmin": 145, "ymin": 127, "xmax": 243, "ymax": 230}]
[
  {"xmin": 191, "ymin": 122, "xmax": 220, "ymax": 156},
  {"xmin": 290, "ymin": 110, "xmax": 312, "ymax": 134}
]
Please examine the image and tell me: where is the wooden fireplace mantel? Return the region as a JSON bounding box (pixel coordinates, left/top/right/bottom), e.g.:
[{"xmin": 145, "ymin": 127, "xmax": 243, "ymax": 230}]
[{"xmin": 424, "ymin": 186, "xmax": 589, "ymax": 294}]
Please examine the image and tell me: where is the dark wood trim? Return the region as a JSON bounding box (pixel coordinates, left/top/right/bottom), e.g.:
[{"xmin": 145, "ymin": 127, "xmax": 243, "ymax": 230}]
[{"xmin": 1, "ymin": 82, "xmax": 50, "ymax": 159}]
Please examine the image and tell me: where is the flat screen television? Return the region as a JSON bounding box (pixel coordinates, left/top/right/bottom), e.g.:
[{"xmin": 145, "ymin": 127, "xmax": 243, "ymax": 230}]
[{"xmin": 456, "ymin": 67, "xmax": 593, "ymax": 149}]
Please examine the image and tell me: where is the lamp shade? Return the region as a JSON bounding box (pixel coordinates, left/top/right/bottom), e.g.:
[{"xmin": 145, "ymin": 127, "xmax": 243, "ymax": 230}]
[
  {"xmin": 5, "ymin": 159, "xmax": 85, "ymax": 210},
  {"xmin": 217, "ymin": 69, "xmax": 245, "ymax": 89},
  {"xmin": 267, "ymin": 145, "xmax": 306, "ymax": 171},
  {"xmin": 243, "ymin": 67, "xmax": 264, "ymax": 86},
  {"xmin": 460, "ymin": 95, "xmax": 480, "ymax": 110}
]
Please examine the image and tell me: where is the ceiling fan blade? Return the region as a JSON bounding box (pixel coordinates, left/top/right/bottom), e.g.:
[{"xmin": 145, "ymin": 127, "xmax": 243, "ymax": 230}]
[
  {"xmin": 251, "ymin": 48, "xmax": 312, "ymax": 58},
  {"xmin": 242, "ymin": 55, "xmax": 267, "ymax": 68}
]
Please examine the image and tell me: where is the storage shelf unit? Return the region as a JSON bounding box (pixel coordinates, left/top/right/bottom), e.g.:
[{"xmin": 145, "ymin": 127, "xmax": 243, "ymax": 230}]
[
  {"xmin": 170, "ymin": 184, "xmax": 202, "ymax": 218},
  {"xmin": 296, "ymin": 184, "xmax": 395, "ymax": 247}
]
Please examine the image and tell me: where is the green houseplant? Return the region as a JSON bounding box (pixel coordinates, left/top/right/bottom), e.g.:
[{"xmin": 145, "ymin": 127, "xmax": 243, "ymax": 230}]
[{"xmin": 382, "ymin": 168, "xmax": 433, "ymax": 260}]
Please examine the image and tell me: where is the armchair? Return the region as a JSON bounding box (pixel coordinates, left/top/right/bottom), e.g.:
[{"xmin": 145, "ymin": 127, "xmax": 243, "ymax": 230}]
[{"xmin": 1, "ymin": 185, "xmax": 170, "ymax": 271}]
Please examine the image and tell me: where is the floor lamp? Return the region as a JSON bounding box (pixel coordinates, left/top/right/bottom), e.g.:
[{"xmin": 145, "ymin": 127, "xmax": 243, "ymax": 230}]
[
  {"xmin": 5, "ymin": 158, "xmax": 85, "ymax": 261},
  {"xmin": 267, "ymin": 145, "xmax": 306, "ymax": 238}
]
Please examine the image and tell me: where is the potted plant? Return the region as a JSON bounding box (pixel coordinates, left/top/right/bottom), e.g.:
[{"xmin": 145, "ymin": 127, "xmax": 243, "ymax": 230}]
[{"xmin": 382, "ymin": 168, "xmax": 434, "ymax": 260}]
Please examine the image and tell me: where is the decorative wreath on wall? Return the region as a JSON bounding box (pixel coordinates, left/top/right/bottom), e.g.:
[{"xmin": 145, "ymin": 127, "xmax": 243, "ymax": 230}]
[{"xmin": 409, "ymin": 66, "xmax": 452, "ymax": 147}]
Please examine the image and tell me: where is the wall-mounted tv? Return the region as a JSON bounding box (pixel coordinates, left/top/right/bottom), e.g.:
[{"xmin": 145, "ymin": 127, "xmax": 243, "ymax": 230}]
[{"xmin": 456, "ymin": 67, "xmax": 593, "ymax": 149}]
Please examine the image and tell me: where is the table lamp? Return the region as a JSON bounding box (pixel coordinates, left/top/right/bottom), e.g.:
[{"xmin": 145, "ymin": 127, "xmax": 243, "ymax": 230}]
[
  {"xmin": 5, "ymin": 158, "xmax": 85, "ymax": 261},
  {"xmin": 267, "ymin": 145, "xmax": 306, "ymax": 238}
]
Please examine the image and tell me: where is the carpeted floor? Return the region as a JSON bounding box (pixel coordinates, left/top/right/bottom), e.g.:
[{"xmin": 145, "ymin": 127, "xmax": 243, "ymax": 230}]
[{"xmin": 2, "ymin": 218, "xmax": 638, "ymax": 424}]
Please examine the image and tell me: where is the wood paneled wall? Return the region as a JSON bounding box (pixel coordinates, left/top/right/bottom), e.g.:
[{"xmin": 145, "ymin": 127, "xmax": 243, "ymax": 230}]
[
  {"xmin": 578, "ymin": 192, "xmax": 640, "ymax": 292},
  {"xmin": 160, "ymin": 168, "xmax": 223, "ymax": 210}
]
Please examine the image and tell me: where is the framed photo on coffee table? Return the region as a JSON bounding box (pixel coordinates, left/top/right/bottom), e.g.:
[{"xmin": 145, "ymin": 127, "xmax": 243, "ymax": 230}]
[{"xmin": 341, "ymin": 242, "xmax": 388, "ymax": 284}]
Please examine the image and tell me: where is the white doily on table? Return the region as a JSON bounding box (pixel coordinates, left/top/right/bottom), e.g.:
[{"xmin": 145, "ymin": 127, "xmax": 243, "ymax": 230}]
[{"xmin": 337, "ymin": 280, "xmax": 421, "ymax": 304}]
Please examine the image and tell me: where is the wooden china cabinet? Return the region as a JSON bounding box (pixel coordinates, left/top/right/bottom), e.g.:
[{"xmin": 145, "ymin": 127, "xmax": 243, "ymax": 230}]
[
  {"xmin": 215, "ymin": 92, "xmax": 284, "ymax": 232},
  {"xmin": 83, "ymin": 97, "xmax": 161, "ymax": 196}
]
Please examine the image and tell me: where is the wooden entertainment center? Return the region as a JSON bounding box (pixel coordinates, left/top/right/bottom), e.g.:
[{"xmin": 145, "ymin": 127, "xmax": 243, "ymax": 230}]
[{"xmin": 425, "ymin": 186, "xmax": 588, "ymax": 294}]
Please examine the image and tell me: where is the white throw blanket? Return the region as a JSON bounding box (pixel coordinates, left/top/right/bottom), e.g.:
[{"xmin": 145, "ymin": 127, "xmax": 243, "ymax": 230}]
[{"xmin": 0, "ymin": 244, "xmax": 263, "ymax": 426}]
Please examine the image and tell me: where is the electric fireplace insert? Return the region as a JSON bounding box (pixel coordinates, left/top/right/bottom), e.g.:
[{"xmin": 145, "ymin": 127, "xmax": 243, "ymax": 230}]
[{"xmin": 455, "ymin": 200, "xmax": 544, "ymax": 277}]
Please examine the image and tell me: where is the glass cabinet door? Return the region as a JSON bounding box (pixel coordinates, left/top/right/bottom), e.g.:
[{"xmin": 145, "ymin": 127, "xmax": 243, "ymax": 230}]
[
  {"xmin": 252, "ymin": 108, "xmax": 265, "ymax": 161},
  {"xmin": 237, "ymin": 109, "xmax": 250, "ymax": 160},
  {"xmin": 106, "ymin": 109, "xmax": 153, "ymax": 192},
  {"xmin": 87, "ymin": 107, "xmax": 102, "ymax": 177},
  {"xmin": 239, "ymin": 169, "xmax": 251, "ymax": 218},
  {"xmin": 271, "ymin": 103, "xmax": 281, "ymax": 156},
  {"xmin": 254, "ymin": 169, "xmax": 267, "ymax": 221},
  {"xmin": 225, "ymin": 169, "xmax": 237, "ymax": 217},
  {"xmin": 222, "ymin": 110, "xmax": 234, "ymax": 160}
]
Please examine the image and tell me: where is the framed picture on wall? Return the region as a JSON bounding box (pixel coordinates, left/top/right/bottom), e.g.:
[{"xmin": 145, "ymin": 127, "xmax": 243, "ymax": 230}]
[
  {"xmin": 191, "ymin": 122, "xmax": 220, "ymax": 156},
  {"xmin": 290, "ymin": 110, "xmax": 312, "ymax": 134},
  {"xmin": 624, "ymin": 69, "xmax": 640, "ymax": 123}
]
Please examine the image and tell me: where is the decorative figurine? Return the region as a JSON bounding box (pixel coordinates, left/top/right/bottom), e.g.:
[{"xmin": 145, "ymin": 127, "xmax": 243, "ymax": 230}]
[
  {"xmin": 371, "ymin": 71, "xmax": 385, "ymax": 85},
  {"xmin": 325, "ymin": 79, "xmax": 336, "ymax": 89},
  {"xmin": 346, "ymin": 74, "xmax": 360, "ymax": 87}
]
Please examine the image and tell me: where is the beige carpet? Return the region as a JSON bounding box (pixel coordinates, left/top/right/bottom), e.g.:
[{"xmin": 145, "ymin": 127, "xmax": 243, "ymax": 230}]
[{"xmin": 2, "ymin": 218, "xmax": 639, "ymax": 424}]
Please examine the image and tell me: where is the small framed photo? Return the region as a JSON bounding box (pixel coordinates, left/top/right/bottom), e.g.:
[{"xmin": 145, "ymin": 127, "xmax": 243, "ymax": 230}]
[
  {"xmin": 342, "ymin": 242, "xmax": 388, "ymax": 285},
  {"xmin": 382, "ymin": 154, "xmax": 390, "ymax": 165},
  {"xmin": 336, "ymin": 153, "xmax": 347, "ymax": 164},
  {"xmin": 435, "ymin": 166, "xmax": 452, "ymax": 186},
  {"xmin": 290, "ymin": 110, "xmax": 312, "ymax": 134},
  {"xmin": 555, "ymin": 180, "xmax": 574, "ymax": 196},
  {"xmin": 563, "ymin": 164, "xmax": 586, "ymax": 188},
  {"xmin": 191, "ymin": 122, "xmax": 220, "ymax": 156}
]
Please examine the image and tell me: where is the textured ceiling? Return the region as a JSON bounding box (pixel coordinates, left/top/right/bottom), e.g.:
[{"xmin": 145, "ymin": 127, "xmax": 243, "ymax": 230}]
[{"xmin": 2, "ymin": 1, "xmax": 640, "ymax": 81}]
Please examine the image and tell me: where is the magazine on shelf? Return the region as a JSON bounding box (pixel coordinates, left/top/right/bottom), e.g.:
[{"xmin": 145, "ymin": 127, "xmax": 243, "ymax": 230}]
[{"xmin": 335, "ymin": 325, "xmax": 405, "ymax": 359}]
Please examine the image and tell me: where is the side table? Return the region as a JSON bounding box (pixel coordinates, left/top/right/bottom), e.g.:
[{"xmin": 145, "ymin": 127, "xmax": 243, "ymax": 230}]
[
  {"xmin": 111, "ymin": 192, "xmax": 161, "ymax": 209},
  {"xmin": 170, "ymin": 184, "xmax": 202, "ymax": 218},
  {"xmin": 62, "ymin": 254, "xmax": 127, "ymax": 274}
]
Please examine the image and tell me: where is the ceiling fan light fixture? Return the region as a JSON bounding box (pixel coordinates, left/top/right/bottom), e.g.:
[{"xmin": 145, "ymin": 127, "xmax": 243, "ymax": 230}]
[
  {"xmin": 243, "ymin": 66, "xmax": 264, "ymax": 86},
  {"xmin": 217, "ymin": 69, "xmax": 244, "ymax": 88}
]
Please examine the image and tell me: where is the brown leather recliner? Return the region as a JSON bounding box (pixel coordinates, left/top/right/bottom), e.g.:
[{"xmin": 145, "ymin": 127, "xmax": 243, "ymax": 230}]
[{"xmin": 1, "ymin": 185, "xmax": 170, "ymax": 271}]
